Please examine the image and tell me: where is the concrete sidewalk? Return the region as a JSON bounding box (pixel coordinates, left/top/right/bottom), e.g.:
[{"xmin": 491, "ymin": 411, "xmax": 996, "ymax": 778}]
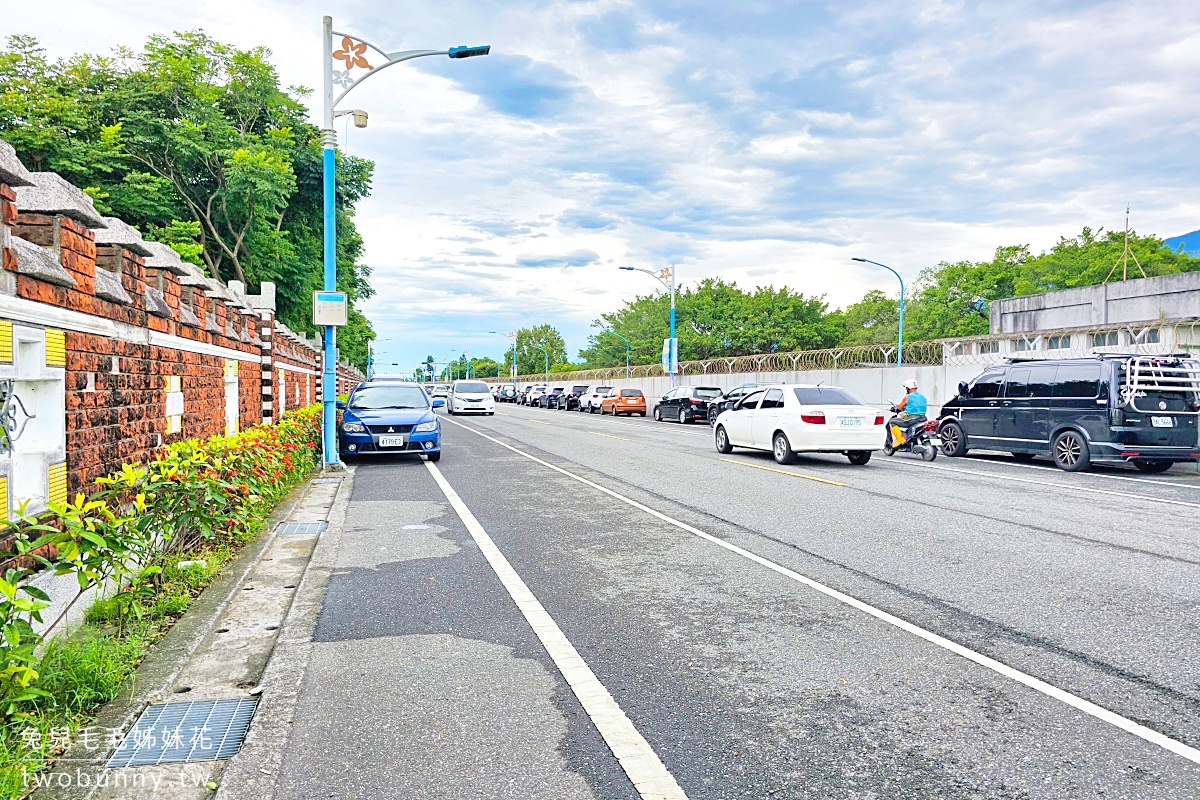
[{"xmin": 217, "ymin": 460, "xmax": 633, "ymax": 800}]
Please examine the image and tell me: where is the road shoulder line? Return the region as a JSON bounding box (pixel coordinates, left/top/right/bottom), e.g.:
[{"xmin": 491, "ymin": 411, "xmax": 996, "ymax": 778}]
[
  {"xmin": 442, "ymin": 415, "xmax": 1200, "ymax": 768},
  {"xmin": 424, "ymin": 460, "xmax": 689, "ymax": 800}
]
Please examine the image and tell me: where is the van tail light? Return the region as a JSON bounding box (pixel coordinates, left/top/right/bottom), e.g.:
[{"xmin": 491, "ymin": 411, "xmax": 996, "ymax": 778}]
[
  {"xmin": 801, "ymin": 411, "xmax": 826, "ymax": 424},
  {"xmin": 874, "ymin": 414, "xmax": 885, "ymax": 425}
]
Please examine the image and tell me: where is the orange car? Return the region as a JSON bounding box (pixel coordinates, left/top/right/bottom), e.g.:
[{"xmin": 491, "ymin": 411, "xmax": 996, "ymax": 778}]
[{"xmin": 600, "ymin": 388, "xmax": 647, "ymax": 417}]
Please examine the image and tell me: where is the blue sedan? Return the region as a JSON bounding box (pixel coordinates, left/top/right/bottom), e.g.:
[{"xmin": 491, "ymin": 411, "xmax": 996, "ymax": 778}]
[{"xmin": 336, "ymin": 382, "xmax": 444, "ymax": 461}]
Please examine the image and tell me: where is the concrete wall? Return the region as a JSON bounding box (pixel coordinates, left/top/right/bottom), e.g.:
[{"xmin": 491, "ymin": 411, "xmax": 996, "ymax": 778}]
[
  {"xmin": 548, "ymin": 363, "xmax": 986, "ymax": 415},
  {"xmin": 990, "ymin": 271, "xmax": 1200, "ymax": 333}
]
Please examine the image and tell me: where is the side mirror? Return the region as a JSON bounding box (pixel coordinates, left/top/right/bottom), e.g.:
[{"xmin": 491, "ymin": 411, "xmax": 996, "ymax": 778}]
[
  {"xmin": 432, "ymin": 398, "xmax": 445, "ymax": 408},
  {"xmin": 957, "ymin": 381, "xmax": 969, "ymax": 397},
  {"xmin": 335, "ymin": 400, "xmax": 346, "ymax": 410}
]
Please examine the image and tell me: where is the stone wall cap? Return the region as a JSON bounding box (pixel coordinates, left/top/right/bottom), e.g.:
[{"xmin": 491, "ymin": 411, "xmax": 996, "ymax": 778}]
[
  {"xmin": 0, "ymin": 141, "xmax": 35, "ymax": 188},
  {"xmin": 11, "ymin": 236, "xmax": 78, "ymax": 287},
  {"xmin": 94, "ymin": 217, "xmax": 153, "ymax": 257},
  {"xmin": 142, "ymin": 241, "xmax": 192, "ymax": 276},
  {"xmin": 14, "ymin": 172, "xmax": 106, "ymax": 228}
]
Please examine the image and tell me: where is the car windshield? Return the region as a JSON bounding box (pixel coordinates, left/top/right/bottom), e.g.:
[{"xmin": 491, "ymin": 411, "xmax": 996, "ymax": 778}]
[
  {"xmin": 620, "ymin": 389, "xmax": 643, "ymax": 397},
  {"xmin": 572, "ymin": 385, "xmax": 589, "ymax": 393},
  {"xmin": 793, "ymin": 387, "xmax": 864, "ymax": 406},
  {"xmin": 595, "ymin": 386, "xmax": 612, "ymax": 393},
  {"xmin": 350, "ymin": 385, "xmax": 430, "ymax": 410},
  {"xmin": 695, "ymin": 388, "xmax": 723, "ymax": 398},
  {"xmin": 455, "ymin": 381, "xmax": 490, "ymax": 394}
]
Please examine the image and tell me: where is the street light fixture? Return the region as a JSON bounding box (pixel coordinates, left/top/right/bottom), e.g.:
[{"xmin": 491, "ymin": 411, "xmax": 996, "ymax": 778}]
[
  {"xmin": 488, "ymin": 330, "xmax": 518, "ymax": 382},
  {"xmin": 619, "ymin": 264, "xmax": 677, "ymax": 386},
  {"xmin": 851, "ymin": 257, "xmax": 906, "ymax": 369},
  {"xmin": 319, "ymin": 16, "xmax": 490, "ymax": 466},
  {"xmin": 601, "ymin": 328, "xmax": 631, "ymax": 379}
]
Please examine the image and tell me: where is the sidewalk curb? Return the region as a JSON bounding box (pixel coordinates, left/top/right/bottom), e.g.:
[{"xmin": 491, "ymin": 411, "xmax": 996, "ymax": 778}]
[
  {"xmin": 31, "ymin": 478, "xmax": 315, "ymax": 800},
  {"xmin": 212, "ymin": 467, "xmax": 356, "ymax": 800}
]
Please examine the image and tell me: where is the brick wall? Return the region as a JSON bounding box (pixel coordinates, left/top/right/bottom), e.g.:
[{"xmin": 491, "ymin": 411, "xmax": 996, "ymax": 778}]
[{"xmin": 0, "ymin": 145, "xmax": 364, "ymax": 515}]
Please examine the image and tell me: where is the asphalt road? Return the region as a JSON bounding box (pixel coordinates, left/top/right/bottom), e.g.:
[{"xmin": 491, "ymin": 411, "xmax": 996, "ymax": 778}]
[{"xmin": 304, "ymin": 401, "xmax": 1200, "ymax": 799}]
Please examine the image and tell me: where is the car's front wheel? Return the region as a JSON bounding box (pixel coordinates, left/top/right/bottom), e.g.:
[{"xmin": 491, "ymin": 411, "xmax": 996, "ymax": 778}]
[
  {"xmin": 1052, "ymin": 430, "xmax": 1090, "ymax": 472},
  {"xmin": 653, "ymin": 406, "xmax": 662, "ymax": 421},
  {"xmin": 940, "ymin": 421, "xmax": 968, "ymax": 457},
  {"xmin": 772, "ymin": 432, "xmax": 797, "ymax": 465},
  {"xmin": 715, "ymin": 425, "xmax": 733, "ymax": 454},
  {"xmin": 847, "ymin": 451, "xmax": 871, "ymax": 465}
]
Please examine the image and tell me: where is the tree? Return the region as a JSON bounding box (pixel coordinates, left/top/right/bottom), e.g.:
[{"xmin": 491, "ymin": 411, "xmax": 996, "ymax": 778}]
[
  {"xmin": 507, "ymin": 325, "xmax": 568, "ymax": 376},
  {"xmin": 0, "ymin": 33, "xmax": 378, "ymax": 371}
]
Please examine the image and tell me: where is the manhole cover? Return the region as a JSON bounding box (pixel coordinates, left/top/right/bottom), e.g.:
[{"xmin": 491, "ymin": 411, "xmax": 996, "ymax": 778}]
[
  {"xmin": 105, "ymin": 698, "xmax": 258, "ymax": 768},
  {"xmin": 311, "ymin": 478, "xmax": 342, "ymax": 485},
  {"xmin": 277, "ymin": 522, "xmax": 328, "ymax": 535}
]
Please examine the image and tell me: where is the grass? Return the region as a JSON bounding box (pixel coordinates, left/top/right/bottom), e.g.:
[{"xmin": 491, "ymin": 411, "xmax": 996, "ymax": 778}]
[{"xmin": 0, "ymin": 522, "xmax": 264, "ymax": 799}]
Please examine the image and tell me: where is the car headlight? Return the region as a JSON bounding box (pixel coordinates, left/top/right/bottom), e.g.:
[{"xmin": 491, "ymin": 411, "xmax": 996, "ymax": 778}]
[
  {"xmin": 415, "ymin": 421, "xmax": 438, "ymax": 432},
  {"xmin": 342, "ymin": 422, "xmax": 366, "ymax": 433}
]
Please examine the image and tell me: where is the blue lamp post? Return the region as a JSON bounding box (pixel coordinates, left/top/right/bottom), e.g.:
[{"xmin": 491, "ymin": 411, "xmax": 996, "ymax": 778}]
[
  {"xmin": 602, "ymin": 328, "xmax": 631, "ymax": 378},
  {"xmin": 852, "ymin": 257, "xmax": 905, "ymax": 369},
  {"xmin": 619, "ymin": 264, "xmax": 676, "ymax": 385},
  {"xmin": 320, "ymin": 16, "xmax": 489, "ymax": 465}
]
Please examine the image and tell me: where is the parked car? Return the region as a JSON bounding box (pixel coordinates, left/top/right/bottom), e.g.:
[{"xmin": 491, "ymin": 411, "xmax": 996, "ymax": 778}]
[
  {"xmin": 708, "ymin": 383, "xmax": 764, "ymax": 427},
  {"xmin": 449, "ymin": 379, "xmax": 496, "ymax": 415},
  {"xmin": 524, "ymin": 385, "xmax": 548, "ymax": 406},
  {"xmin": 653, "ymin": 385, "xmax": 724, "ymax": 424},
  {"xmin": 938, "ymin": 354, "xmax": 1200, "ymax": 472},
  {"xmin": 497, "ymin": 383, "xmax": 519, "ymax": 403},
  {"xmin": 430, "ymin": 384, "xmax": 451, "ymax": 399},
  {"xmin": 539, "ymin": 387, "xmax": 567, "ymax": 409},
  {"xmin": 581, "ymin": 385, "xmax": 614, "ymax": 413},
  {"xmin": 337, "ymin": 381, "xmax": 443, "ymax": 461},
  {"xmin": 563, "ymin": 384, "xmax": 592, "ymax": 411},
  {"xmin": 600, "ymin": 388, "xmax": 647, "ymax": 416},
  {"xmin": 713, "ymin": 384, "xmax": 882, "ymax": 465}
]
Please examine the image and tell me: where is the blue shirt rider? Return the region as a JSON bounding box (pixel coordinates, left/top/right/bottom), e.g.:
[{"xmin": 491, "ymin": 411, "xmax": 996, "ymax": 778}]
[{"xmin": 888, "ymin": 380, "xmax": 928, "ymax": 447}]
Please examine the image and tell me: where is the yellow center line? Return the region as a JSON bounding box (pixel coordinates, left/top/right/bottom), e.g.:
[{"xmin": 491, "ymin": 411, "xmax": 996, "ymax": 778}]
[
  {"xmin": 719, "ymin": 458, "xmax": 847, "ymax": 487},
  {"xmin": 528, "ymin": 419, "xmax": 553, "ymax": 425},
  {"xmin": 588, "ymin": 431, "xmax": 630, "ymax": 441}
]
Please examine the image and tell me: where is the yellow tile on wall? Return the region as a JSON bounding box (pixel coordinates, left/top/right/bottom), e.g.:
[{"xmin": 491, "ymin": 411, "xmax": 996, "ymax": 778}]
[
  {"xmin": 0, "ymin": 476, "xmax": 7, "ymax": 516},
  {"xmin": 0, "ymin": 321, "xmax": 12, "ymax": 363},
  {"xmin": 48, "ymin": 462, "xmax": 68, "ymax": 507},
  {"xmin": 45, "ymin": 328, "xmax": 66, "ymax": 367}
]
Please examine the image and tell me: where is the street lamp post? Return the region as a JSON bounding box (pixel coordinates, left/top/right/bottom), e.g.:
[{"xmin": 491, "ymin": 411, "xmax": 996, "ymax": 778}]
[
  {"xmin": 851, "ymin": 258, "xmax": 906, "ymax": 369},
  {"xmin": 320, "ymin": 17, "xmax": 489, "ymax": 466},
  {"xmin": 487, "ymin": 330, "xmax": 518, "ymax": 382},
  {"xmin": 602, "ymin": 329, "xmax": 631, "ymax": 378},
  {"xmin": 619, "ymin": 264, "xmax": 677, "ymax": 386},
  {"xmin": 530, "ymin": 344, "xmax": 550, "ymax": 385}
]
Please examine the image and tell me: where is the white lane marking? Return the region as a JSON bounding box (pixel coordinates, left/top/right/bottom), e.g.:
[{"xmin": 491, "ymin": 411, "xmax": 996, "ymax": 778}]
[
  {"xmin": 882, "ymin": 459, "xmax": 1200, "ymax": 511},
  {"xmin": 443, "ymin": 416, "xmax": 1200, "ymax": 767},
  {"xmin": 948, "ymin": 456, "xmax": 1200, "ymax": 491},
  {"xmin": 425, "ymin": 461, "xmax": 689, "ymax": 800}
]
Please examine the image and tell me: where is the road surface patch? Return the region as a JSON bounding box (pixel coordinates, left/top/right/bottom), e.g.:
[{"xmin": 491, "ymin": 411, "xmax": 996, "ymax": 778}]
[{"xmin": 425, "ymin": 461, "xmax": 689, "ymax": 800}]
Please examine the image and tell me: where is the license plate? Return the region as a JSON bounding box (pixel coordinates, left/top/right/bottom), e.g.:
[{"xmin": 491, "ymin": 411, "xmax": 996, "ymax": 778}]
[
  {"xmin": 378, "ymin": 435, "xmax": 406, "ymax": 447},
  {"xmin": 839, "ymin": 417, "xmax": 863, "ymax": 427},
  {"xmin": 1151, "ymin": 416, "xmax": 1174, "ymax": 428}
]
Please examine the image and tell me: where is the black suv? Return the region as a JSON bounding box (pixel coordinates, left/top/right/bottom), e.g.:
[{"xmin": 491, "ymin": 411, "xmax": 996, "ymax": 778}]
[
  {"xmin": 938, "ymin": 354, "xmax": 1200, "ymax": 472},
  {"xmin": 539, "ymin": 387, "xmax": 567, "ymax": 409},
  {"xmin": 563, "ymin": 384, "xmax": 591, "ymax": 411},
  {"xmin": 708, "ymin": 383, "xmax": 764, "ymax": 427},
  {"xmin": 653, "ymin": 386, "xmax": 725, "ymax": 423}
]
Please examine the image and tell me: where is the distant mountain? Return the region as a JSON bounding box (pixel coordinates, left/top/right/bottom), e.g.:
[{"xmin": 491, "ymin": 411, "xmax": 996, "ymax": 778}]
[{"xmin": 1163, "ymin": 229, "xmax": 1200, "ymax": 256}]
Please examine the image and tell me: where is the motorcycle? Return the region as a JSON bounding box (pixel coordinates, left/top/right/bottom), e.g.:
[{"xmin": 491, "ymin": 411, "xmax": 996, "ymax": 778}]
[{"xmin": 883, "ymin": 404, "xmax": 939, "ymax": 461}]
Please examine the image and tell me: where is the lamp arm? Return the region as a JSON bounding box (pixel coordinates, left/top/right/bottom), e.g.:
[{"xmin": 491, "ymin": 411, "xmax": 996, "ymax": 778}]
[{"xmin": 332, "ymin": 50, "xmax": 448, "ymax": 110}]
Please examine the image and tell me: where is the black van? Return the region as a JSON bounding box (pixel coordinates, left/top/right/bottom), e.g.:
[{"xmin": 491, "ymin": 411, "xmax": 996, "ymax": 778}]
[{"xmin": 937, "ymin": 354, "xmax": 1200, "ymax": 472}]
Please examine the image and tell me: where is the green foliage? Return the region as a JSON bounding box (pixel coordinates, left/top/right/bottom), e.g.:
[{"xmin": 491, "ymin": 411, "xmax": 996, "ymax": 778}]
[
  {"xmin": 0, "ymin": 34, "xmax": 377, "ymax": 372},
  {"xmin": 506, "ymin": 325, "xmax": 570, "ymax": 375}
]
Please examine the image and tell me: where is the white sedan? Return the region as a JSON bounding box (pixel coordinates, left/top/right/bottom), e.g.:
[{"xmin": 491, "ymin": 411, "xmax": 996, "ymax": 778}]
[
  {"xmin": 712, "ymin": 384, "xmax": 884, "ymax": 465},
  {"xmin": 448, "ymin": 380, "xmax": 496, "ymax": 415}
]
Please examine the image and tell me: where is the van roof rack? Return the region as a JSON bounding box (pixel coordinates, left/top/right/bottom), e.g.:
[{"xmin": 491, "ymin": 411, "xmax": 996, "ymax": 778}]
[{"xmin": 1004, "ymin": 351, "xmax": 1194, "ymax": 364}]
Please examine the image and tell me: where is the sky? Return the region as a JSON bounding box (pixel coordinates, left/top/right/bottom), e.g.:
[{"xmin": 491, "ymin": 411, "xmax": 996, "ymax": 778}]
[{"xmin": 7, "ymin": 0, "xmax": 1200, "ymax": 373}]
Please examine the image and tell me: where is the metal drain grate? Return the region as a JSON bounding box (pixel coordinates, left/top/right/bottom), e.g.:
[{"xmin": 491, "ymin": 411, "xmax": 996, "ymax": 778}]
[
  {"xmin": 311, "ymin": 478, "xmax": 342, "ymax": 485},
  {"xmin": 105, "ymin": 698, "xmax": 258, "ymax": 768},
  {"xmin": 277, "ymin": 521, "xmax": 327, "ymax": 535}
]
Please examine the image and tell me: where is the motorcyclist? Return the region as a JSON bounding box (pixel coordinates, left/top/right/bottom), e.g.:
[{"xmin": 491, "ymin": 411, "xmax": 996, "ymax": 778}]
[{"xmin": 886, "ymin": 379, "xmax": 929, "ymax": 448}]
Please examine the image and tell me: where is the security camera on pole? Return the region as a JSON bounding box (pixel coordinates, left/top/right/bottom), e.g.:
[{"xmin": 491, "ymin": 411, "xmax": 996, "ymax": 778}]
[{"xmin": 319, "ymin": 15, "xmax": 489, "ymax": 466}]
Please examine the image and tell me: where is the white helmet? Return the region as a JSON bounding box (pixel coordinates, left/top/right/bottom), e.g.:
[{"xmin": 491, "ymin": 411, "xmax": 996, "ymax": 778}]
[{"xmin": 903, "ymin": 379, "xmax": 918, "ymax": 390}]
